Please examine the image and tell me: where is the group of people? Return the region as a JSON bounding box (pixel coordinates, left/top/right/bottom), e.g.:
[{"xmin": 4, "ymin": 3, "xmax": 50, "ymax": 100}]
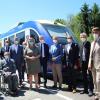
[{"xmin": 0, "ymin": 27, "xmax": 100, "ymax": 99}]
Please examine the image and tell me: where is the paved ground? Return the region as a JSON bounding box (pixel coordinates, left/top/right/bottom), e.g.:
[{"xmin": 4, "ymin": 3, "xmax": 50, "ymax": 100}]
[{"xmin": 0, "ymin": 74, "xmax": 96, "ymax": 100}]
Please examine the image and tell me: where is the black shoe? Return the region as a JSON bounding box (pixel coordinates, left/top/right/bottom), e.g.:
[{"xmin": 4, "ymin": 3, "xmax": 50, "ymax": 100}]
[
  {"xmin": 88, "ymin": 91, "xmax": 93, "ymax": 97},
  {"xmin": 80, "ymin": 90, "xmax": 88, "ymax": 94},
  {"xmin": 59, "ymin": 86, "xmax": 62, "ymax": 90},
  {"xmin": 52, "ymin": 85, "xmax": 57, "ymax": 88},
  {"xmin": 19, "ymin": 81, "xmax": 22, "ymax": 86},
  {"xmin": 66, "ymin": 87, "xmax": 72, "ymax": 91},
  {"xmin": 12, "ymin": 90, "xmax": 18, "ymax": 96}
]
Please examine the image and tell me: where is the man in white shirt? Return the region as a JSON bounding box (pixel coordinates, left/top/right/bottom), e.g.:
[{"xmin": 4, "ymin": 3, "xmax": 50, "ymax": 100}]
[
  {"xmin": 80, "ymin": 33, "xmax": 94, "ymax": 96},
  {"xmin": 39, "ymin": 36, "xmax": 49, "ymax": 88}
]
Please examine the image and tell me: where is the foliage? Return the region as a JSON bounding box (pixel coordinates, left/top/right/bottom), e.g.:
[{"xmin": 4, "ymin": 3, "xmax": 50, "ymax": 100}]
[
  {"xmin": 80, "ymin": 3, "xmax": 91, "ymax": 36},
  {"xmin": 91, "ymin": 3, "xmax": 100, "ymax": 27},
  {"xmin": 54, "ymin": 19, "xmax": 67, "ymax": 25},
  {"xmin": 54, "ymin": 3, "xmax": 100, "ymax": 42}
]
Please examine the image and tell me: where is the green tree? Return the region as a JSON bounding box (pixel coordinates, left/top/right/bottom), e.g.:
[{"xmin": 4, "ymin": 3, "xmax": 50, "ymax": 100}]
[
  {"xmin": 80, "ymin": 3, "xmax": 91, "ymax": 36},
  {"xmin": 54, "ymin": 3, "xmax": 100, "ymax": 42},
  {"xmin": 54, "ymin": 19, "xmax": 66, "ymax": 25},
  {"xmin": 91, "ymin": 3, "xmax": 100, "ymax": 27},
  {"xmin": 66, "ymin": 14, "xmax": 82, "ymax": 41}
]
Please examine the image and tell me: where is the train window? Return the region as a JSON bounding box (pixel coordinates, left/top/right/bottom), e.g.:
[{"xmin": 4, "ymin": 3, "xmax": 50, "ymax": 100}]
[
  {"xmin": 30, "ymin": 29, "xmax": 39, "ymax": 43},
  {"xmin": 9, "ymin": 35, "xmax": 14, "ymax": 45},
  {"xmin": 16, "ymin": 31, "xmax": 25, "ymax": 45}
]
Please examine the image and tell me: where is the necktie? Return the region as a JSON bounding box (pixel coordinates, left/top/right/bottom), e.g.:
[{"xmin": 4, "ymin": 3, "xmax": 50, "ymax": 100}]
[
  {"xmin": 6, "ymin": 46, "xmax": 9, "ymax": 52},
  {"xmin": 41, "ymin": 43, "xmax": 45, "ymax": 57},
  {"xmin": 6, "ymin": 58, "xmax": 9, "ymax": 65},
  {"xmin": 41, "ymin": 44, "xmax": 42, "ymax": 56}
]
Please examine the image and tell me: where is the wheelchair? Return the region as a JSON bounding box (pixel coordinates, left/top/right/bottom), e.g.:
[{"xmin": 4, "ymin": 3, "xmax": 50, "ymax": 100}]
[{"xmin": 0, "ymin": 70, "xmax": 9, "ymax": 95}]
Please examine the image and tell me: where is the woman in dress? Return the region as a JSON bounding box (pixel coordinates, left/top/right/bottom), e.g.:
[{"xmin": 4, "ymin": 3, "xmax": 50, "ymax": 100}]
[{"xmin": 25, "ymin": 37, "xmax": 41, "ymax": 89}]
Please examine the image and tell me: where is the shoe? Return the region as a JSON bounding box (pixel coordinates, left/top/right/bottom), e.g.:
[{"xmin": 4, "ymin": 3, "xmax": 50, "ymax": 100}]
[
  {"xmin": 88, "ymin": 91, "xmax": 93, "ymax": 97},
  {"xmin": 12, "ymin": 90, "xmax": 18, "ymax": 96},
  {"xmin": 94, "ymin": 96, "xmax": 99, "ymax": 100},
  {"xmin": 44, "ymin": 84, "xmax": 47, "ymax": 88},
  {"xmin": 80, "ymin": 90, "xmax": 88, "ymax": 94},
  {"xmin": 35, "ymin": 84, "xmax": 40, "ymax": 91},
  {"xmin": 19, "ymin": 81, "xmax": 22, "ymax": 86},
  {"xmin": 72, "ymin": 89, "xmax": 76, "ymax": 93},
  {"xmin": 10, "ymin": 91, "xmax": 15, "ymax": 96},
  {"xmin": 59, "ymin": 86, "xmax": 62, "ymax": 90},
  {"xmin": 8, "ymin": 90, "xmax": 14, "ymax": 95},
  {"xmin": 51, "ymin": 85, "xmax": 57, "ymax": 88},
  {"xmin": 66, "ymin": 87, "xmax": 72, "ymax": 92}
]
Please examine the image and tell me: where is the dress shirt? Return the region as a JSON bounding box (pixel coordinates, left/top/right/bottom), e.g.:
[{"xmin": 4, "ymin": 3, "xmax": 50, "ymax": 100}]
[
  {"xmin": 14, "ymin": 45, "xmax": 18, "ymax": 53},
  {"xmin": 66, "ymin": 43, "xmax": 72, "ymax": 54},
  {"xmin": 41, "ymin": 43, "xmax": 45, "ymax": 57},
  {"xmin": 82, "ymin": 42, "xmax": 86, "ymax": 61}
]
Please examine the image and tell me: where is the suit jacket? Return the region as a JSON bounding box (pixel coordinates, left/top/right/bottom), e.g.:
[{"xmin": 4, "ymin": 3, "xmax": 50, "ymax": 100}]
[
  {"xmin": 1, "ymin": 46, "xmax": 10, "ymax": 57},
  {"xmin": 80, "ymin": 41, "xmax": 90, "ymax": 63},
  {"xmin": 64, "ymin": 43, "xmax": 79, "ymax": 65},
  {"xmin": 88, "ymin": 38, "xmax": 100, "ymax": 70},
  {"xmin": 49, "ymin": 43, "xmax": 63, "ymax": 64},
  {"xmin": 0, "ymin": 58, "xmax": 16, "ymax": 73},
  {"xmin": 10, "ymin": 44, "xmax": 24, "ymax": 66},
  {"xmin": 2, "ymin": 46, "xmax": 10, "ymax": 52},
  {"xmin": 38, "ymin": 43, "xmax": 49, "ymax": 59}
]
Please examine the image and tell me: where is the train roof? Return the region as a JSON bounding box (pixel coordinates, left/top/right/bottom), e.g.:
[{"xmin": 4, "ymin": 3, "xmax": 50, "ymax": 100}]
[{"xmin": 0, "ymin": 20, "xmax": 66, "ymax": 39}]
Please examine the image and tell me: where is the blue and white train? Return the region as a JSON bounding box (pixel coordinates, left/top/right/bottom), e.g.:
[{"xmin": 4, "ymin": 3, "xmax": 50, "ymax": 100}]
[{"xmin": 0, "ymin": 20, "xmax": 77, "ymax": 47}]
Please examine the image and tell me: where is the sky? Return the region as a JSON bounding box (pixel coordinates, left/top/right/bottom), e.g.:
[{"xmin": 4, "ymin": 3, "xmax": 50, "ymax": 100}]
[{"xmin": 0, "ymin": 0, "xmax": 100, "ymax": 33}]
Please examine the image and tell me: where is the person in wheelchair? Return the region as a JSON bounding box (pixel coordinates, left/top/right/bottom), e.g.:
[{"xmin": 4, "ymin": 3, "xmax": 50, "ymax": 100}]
[{"xmin": 1, "ymin": 52, "xmax": 18, "ymax": 95}]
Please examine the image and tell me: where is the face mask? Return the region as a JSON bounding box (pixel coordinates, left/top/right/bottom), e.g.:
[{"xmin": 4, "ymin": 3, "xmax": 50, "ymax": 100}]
[
  {"xmin": 53, "ymin": 40, "xmax": 58, "ymax": 44},
  {"xmin": 40, "ymin": 40, "xmax": 44, "ymax": 43},
  {"xmin": 81, "ymin": 38, "xmax": 86, "ymax": 42},
  {"xmin": 67, "ymin": 39, "xmax": 72, "ymax": 43},
  {"xmin": 5, "ymin": 43, "xmax": 9, "ymax": 46},
  {"xmin": 93, "ymin": 34, "xmax": 98, "ymax": 40},
  {"xmin": 4, "ymin": 55, "xmax": 10, "ymax": 59},
  {"xmin": 15, "ymin": 41, "xmax": 19, "ymax": 45},
  {"xmin": 23, "ymin": 45, "xmax": 26, "ymax": 48},
  {"xmin": 29, "ymin": 41, "xmax": 34, "ymax": 46}
]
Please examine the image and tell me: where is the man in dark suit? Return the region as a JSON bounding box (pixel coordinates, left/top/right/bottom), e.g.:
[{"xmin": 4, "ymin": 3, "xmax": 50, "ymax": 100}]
[
  {"xmin": 1, "ymin": 40, "xmax": 10, "ymax": 57},
  {"xmin": 80, "ymin": 33, "xmax": 94, "ymax": 96},
  {"xmin": 64, "ymin": 35, "xmax": 79, "ymax": 93},
  {"xmin": 39, "ymin": 36, "xmax": 49, "ymax": 88},
  {"xmin": 10, "ymin": 37, "xmax": 24, "ymax": 86},
  {"xmin": 4, "ymin": 40, "xmax": 10, "ymax": 52}
]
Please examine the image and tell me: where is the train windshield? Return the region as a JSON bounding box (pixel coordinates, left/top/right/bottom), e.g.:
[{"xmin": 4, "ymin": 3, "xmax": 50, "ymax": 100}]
[
  {"xmin": 42, "ymin": 23, "xmax": 77, "ymax": 44},
  {"xmin": 42, "ymin": 24, "xmax": 69, "ymax": 44},
  {"xmin": 42, "ymin": 24, "xmax": 67, "ymax": 37}
]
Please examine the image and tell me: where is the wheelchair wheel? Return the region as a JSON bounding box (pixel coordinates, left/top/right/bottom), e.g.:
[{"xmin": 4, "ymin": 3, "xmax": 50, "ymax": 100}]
[{"xmin": 0, "ymin": 73, "xmax": 8, "ymax": 95}]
